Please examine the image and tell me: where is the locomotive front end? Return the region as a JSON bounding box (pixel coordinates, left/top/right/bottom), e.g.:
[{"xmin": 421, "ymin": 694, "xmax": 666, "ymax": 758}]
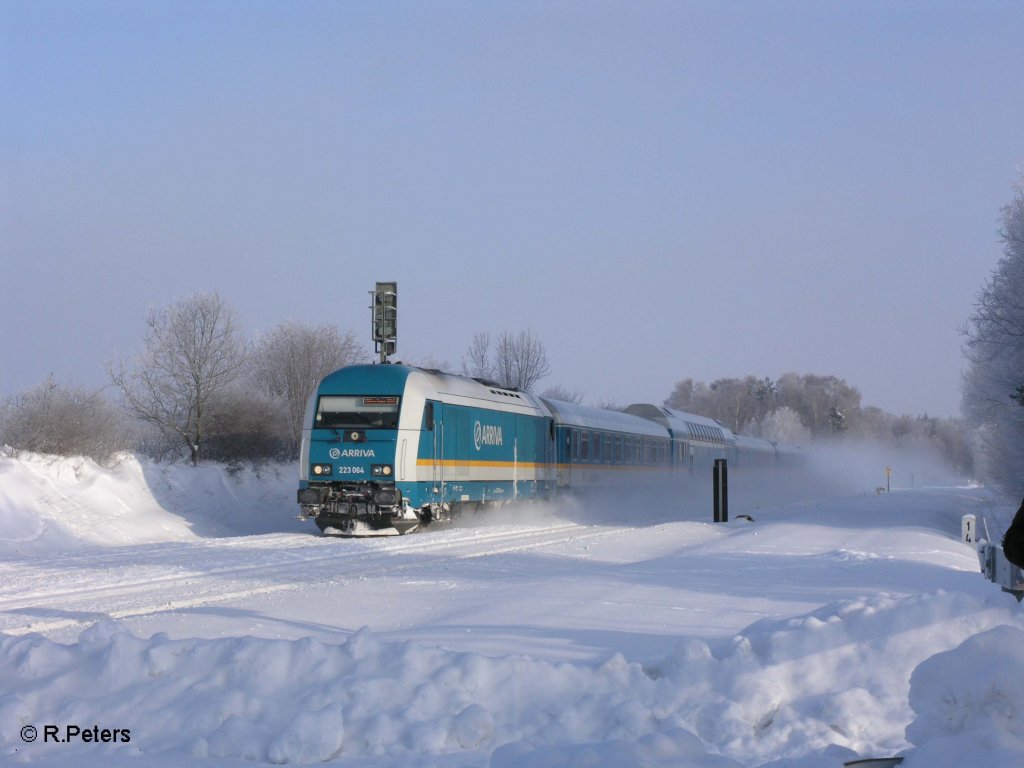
[{"xmin": 298, "ymin": 371, "xmax": 416, "ymax": 534}]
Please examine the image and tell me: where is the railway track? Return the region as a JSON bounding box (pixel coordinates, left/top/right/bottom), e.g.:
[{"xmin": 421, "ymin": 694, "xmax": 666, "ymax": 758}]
[{"xmin": 0, "ymin": 521, "xmax": 616, "ymax": 637}]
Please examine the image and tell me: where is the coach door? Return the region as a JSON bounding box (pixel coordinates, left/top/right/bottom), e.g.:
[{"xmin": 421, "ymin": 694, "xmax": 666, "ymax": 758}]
[
  {"xmin": 543, "ymin": 418, "xmax": 556, "ymax": 493},
  {"xmin": 431, "ymin": 402, "xmax": 470, "ymax": 504},
  {"xmin": 424, "ymin": 400, "xmax": 444, "ymax": 504}
]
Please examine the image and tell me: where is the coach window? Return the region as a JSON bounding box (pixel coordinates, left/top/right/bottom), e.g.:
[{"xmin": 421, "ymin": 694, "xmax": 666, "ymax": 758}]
[
  {"xmin": 594, "ymin": 433, "xmax": 602, "ymax": 463},
  {"xmin": 581, "ymin": 431, "xmax": 590, "ymax": 461}
]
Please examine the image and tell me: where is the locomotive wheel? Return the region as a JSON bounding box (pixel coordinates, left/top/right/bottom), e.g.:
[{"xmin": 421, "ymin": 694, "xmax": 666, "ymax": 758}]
[{"xmin": 316, "ymin": 515, "xmax": 355, "ymax": 535}]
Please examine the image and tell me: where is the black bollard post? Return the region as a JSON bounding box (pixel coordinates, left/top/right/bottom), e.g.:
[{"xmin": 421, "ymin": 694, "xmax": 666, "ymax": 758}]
[{"xmin": 713, "ymin": 459, "xmax": 728, "ymax": 523}]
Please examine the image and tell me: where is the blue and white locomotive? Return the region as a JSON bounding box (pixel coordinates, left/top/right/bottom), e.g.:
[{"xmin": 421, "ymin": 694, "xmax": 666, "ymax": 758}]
[
  {"xmin": 297, "ymin": 365, "xmax": 555, "ymax": 534},
  {"xmin": 296, "ymin": 363, "xmax": 798, "ymax": 534}
]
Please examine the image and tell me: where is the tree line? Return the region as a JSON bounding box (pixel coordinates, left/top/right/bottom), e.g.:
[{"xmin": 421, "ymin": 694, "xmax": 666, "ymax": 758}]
[
  {"xmin": 0, "ymin": 290, "xmax": 973, "ymax": 479},
  {"xmin": 665, "ymin": 372, "xmax": 974, "ymax": 476},
  {"xmin": 1, "ymin": 293, "xmax": 366, "ymax": 466}
]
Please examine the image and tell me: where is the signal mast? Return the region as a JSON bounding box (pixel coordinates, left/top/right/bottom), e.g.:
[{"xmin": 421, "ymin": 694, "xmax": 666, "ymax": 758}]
[{"xmin": 370, "ymin": 281, "xmax": 397, "ymax": 364}]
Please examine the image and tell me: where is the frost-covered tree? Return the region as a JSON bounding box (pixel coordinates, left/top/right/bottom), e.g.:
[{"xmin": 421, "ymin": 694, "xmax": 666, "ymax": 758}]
[
  {"xmin": 251, "ymin": 322, "xmax": 366, "ymax": 456},
  {"xmin": 748, "ymin": 406, "xmax": 811, "ymax": 445},
  {"xmin": 200, "ymin": 385, "xmax": 291, "ymax": 465},
  {"xmin": 962, "ymin": 185, "xmax": 1024, "ymax": 497},
  {"xmin": 0, "ymin": 376, "xmax": 129, "ymax": 463},
  {"xmin": 666, "ymin": 376, "xmax": 775, "ymax": 432},
  {"xmin": 110, "ymin": 291, "xmax": 247, "ymax": 466},
  {"xmin": 667, "ymin": 372, "xmax": 862, "ymax": 436},
  {"xmin": 776, "ymin": 373, "xmax": 861, "ymax": 436}
]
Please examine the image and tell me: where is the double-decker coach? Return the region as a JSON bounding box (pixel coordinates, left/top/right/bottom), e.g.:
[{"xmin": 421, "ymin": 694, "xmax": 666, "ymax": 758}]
[{"xmin": 542, "ymin": 398, "xmax": 672, "ymax": 491}]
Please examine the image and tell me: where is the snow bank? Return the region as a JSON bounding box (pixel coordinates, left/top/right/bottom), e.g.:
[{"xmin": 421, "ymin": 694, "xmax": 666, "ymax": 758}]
[
  {"xmin": 4, "ymin": 590, "xmax": 1024, "ymax": 767},
  {"xmin": 0, "ymin": 450, "xmax": 302, "ymax": 555},
  {"xmin": 902, "ymin": 624, "xmax": 1024, "ymax": 767}
]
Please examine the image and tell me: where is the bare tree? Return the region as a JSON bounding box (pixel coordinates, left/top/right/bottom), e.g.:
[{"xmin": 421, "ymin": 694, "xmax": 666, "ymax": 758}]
[
  {"xmin": 251, "ymin": 321, "xmax": 367, "ymax": 455},
  {"xmin": 110, "ymin": 291, "xmax": 247, "ymax": 465},
  {"xmin": 462, "ymin": 330, "xmax": 551, "ymax": 392},
  {"xmin": 493, "ymin": 330, "xmax": 551, "ymax": 391},
  {"xmin": 461, "ymin": 333, "xmax": 493, "ymax": 379}
]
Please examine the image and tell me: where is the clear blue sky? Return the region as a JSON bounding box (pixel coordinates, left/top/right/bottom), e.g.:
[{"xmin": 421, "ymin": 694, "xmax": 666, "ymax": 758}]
[{"xmin": 3, "ymin": 0, "xmax": 1022, "ymax": 418}]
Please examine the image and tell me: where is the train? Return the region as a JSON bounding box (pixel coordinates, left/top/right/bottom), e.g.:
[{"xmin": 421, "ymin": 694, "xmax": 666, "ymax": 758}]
[{"xmin": 296, "ymin": 363, "xmax": 801, "ymax": 534}]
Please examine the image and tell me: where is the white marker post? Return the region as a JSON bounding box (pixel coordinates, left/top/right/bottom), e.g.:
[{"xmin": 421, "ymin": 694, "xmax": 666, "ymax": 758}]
[{"xmin": 962, "ymin": 514, "xmax": 976, "ymax": 546}]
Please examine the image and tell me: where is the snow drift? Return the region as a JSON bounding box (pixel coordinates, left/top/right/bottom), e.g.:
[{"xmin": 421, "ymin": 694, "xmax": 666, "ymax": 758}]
[
  {"xmin": 4, "ymin": 590, "xmax": 1024, "ymax": 767},
  {"xmin": 2, "ymin": 449, "xmax": 1024, "ymax": 766}
]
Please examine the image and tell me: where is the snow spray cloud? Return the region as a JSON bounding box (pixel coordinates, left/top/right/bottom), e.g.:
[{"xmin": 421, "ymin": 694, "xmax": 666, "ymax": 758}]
[
  {"xmin": 804, "ymin": 437, "xmax": 970, "ymax": 497},
  {"xmin": 449, "ymin": 435, "xmax": 970, "ymax": 531}
]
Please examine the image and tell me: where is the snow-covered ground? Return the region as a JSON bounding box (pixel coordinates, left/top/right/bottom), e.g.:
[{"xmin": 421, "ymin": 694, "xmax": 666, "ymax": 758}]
[{"xmin": 2, "ymin": 449, "xmax": 1023, "ymax": 767}]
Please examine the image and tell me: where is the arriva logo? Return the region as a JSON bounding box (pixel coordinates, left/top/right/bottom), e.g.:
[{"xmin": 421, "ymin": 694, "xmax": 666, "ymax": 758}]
[{"xmin": 473, "ymin": 420, "xmax": 503, "ymax": 451}]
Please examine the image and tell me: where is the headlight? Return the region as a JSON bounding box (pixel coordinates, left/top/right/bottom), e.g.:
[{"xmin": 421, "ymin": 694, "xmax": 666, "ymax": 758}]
[
  {"xmin": 312, "ymin": 464, "xmax": 332, "ymax": 476},
  {"xmin": 371, "ymin": 464, "xmax": 393, "ymax": 477}
]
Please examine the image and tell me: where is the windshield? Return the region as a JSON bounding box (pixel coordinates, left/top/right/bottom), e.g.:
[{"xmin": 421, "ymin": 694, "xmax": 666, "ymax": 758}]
[{"xmin": 314, "ymin": 395, "xmax": 401, "ymax": 429}]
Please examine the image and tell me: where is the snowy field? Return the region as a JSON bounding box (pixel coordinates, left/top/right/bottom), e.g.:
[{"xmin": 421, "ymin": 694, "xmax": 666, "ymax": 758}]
[{"xmin": 2, "ymin": 449, "xmax": 1024, "ymax": 767}]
